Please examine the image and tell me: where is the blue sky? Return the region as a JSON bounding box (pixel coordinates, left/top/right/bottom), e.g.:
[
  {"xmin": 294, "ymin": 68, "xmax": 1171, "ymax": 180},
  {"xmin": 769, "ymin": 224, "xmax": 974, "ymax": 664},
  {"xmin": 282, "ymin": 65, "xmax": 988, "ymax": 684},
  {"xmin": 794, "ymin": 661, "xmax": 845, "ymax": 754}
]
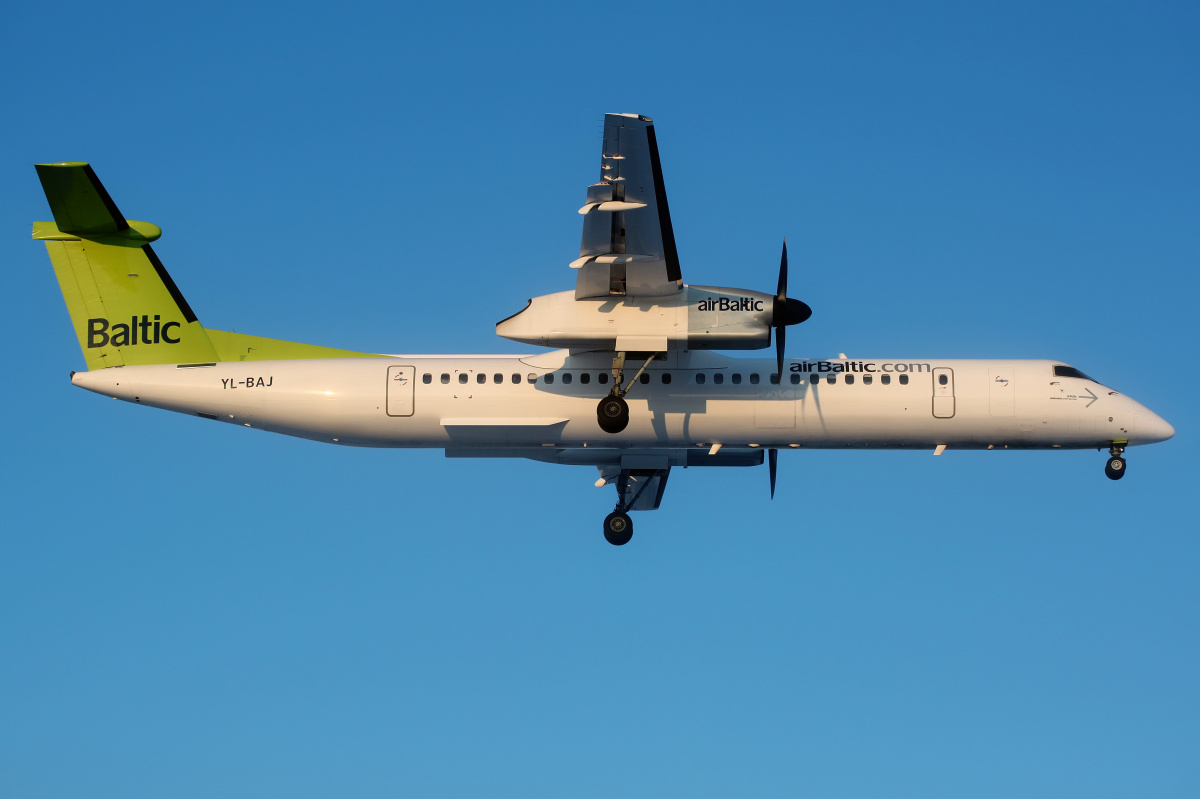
[{"xmin": 2, "ymin": 1, "xmax": 1197, "ymax": 796}]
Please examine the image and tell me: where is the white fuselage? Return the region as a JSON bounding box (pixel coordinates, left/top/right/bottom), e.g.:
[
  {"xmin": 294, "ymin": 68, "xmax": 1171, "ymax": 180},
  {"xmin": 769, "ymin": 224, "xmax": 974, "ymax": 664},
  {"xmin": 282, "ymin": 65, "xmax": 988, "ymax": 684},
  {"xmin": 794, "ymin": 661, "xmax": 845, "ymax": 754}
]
[{"xmin": 70, "ymin": 349, "xmax": 1174, "ymax": 454}]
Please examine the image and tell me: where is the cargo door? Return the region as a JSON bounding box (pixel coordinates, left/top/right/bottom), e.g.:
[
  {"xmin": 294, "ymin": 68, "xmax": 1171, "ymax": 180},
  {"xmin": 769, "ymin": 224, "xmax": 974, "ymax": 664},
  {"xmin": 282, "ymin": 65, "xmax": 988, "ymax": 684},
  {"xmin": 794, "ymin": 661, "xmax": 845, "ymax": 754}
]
[{"xmin": 386, "ymin": 365, "xmax": 416, "ymax": 417}]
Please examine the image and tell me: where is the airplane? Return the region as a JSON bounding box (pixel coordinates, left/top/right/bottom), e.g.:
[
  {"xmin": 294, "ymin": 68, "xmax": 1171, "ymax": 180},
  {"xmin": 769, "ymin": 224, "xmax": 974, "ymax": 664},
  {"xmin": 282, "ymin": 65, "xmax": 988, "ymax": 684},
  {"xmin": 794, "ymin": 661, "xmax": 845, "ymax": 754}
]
[{"xmin": 34, "ymin": 113, "xmax": 1174, "ymax": 546}]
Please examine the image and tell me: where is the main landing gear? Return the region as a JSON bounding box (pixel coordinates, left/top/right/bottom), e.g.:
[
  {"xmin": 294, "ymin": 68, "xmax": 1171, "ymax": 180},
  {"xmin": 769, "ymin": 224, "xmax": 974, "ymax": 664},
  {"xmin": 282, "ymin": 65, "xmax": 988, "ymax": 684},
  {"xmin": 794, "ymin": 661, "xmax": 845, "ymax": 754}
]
[
  {"xmin": 1104, "ymin": 444, "xmax": 1127, "ymax": 481},
  {"xmin": 596, "ymin": 351, "xmax": 659, "ymax": 434}
]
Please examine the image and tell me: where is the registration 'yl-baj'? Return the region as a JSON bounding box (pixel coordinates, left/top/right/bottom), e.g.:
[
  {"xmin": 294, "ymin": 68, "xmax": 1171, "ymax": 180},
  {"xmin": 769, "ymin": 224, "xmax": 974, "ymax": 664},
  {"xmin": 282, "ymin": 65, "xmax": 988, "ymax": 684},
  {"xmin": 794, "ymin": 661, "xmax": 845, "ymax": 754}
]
[{"xmin": 35, "ymin": 113, "xmax": 1174, "ymax": 546}]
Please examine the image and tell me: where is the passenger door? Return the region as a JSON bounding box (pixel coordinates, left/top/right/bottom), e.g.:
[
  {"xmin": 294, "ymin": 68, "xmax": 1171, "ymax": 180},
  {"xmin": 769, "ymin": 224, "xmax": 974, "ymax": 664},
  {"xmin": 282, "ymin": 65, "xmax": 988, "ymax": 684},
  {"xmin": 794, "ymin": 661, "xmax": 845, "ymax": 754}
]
[
  {"xmin": 932, "ymin": 367, "xmax": 955, "ymax": 418},
  {"xmin": 386, "ymin": 365, "xmax": 416, "ymax": 416}
]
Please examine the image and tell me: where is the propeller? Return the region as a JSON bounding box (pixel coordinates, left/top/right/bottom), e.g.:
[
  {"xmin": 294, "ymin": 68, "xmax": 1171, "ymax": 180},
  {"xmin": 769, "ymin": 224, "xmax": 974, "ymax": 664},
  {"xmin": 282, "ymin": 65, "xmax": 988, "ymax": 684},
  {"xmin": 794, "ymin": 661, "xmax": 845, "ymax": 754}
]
[
  {"xmin": 767, "ymin": 239, "xmax": 811, "ymax": 500},
  {"xmin": 772, "ymin": 239, "xmax": 812, "ymax": 378}
]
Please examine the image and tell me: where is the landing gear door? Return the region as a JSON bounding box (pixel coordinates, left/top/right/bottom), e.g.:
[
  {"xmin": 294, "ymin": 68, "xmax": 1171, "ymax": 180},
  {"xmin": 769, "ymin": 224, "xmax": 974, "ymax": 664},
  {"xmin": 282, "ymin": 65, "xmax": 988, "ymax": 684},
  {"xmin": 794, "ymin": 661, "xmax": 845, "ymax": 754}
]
[
  {"xmin": 386, "ymin": 365, "xmax": 416, "ymax": 417},
  {"xmin": 932, "ymin": 367, "xmax": 955, "ymax": 418}
]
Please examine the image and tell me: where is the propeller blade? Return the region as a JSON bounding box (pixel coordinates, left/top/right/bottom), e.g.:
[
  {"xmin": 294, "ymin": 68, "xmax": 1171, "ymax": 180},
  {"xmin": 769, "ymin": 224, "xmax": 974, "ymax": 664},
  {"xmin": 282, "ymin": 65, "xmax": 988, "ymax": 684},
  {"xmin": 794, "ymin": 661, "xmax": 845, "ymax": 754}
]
[
  {"xmin": 777, "ymin": 239, "xmax": 788, "ymax": 300},
  {"xmin": 772, "ymin": 239, "xmax": 811, "ymax": 325},
  {"xmin": 775, "ymin": 326, "xmax": 785, "ymax": 379},
  {"xmin": 768, "ymin": 448, "xmax": 778, "ymax": 499},
  {"xmin": 776, "ymin": 239, "xmax": 788, "ymax": 379}
]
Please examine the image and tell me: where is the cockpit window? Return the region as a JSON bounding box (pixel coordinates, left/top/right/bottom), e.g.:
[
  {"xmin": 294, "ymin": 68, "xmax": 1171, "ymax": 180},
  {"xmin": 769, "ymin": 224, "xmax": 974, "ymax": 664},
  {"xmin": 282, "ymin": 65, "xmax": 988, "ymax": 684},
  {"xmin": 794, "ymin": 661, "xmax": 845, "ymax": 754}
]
[{"xmin": 1054, "ymin": 365, "xmax": 1097, "ymax": 382}]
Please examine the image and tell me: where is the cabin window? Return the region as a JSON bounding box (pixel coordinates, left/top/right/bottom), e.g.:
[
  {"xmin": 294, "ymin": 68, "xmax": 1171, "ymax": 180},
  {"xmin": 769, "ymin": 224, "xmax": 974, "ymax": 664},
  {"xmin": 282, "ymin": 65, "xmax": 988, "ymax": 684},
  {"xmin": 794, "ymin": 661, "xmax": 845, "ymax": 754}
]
[
  {"xmin": 544, "ymin": 374, "xmax": 554, "ymax": 384},
  {"xmin": 809, "ymin": 374, "xmax": 818, "ymax": 384},
  {"xmin": 562, "ymin": 373, "xmax": 573, "ymax": 384},
  {"xmin": 828, "ymin": 375, "xmax": 837, "ymax": 384},
  {"xmin": 938, "ymin": 374, "xmax": 948, "ymax": 386},
  {"xmin": 899, "ymin": 374, "xmax": 909, "ymax": 385},
  {"xmin": 527, "ymin": 374, "xmax": 537, "ymax": 383},
  {"xmin": 494, "ymin": 373, "xmax": 503, "ymax": 384},
  {"xmin": 845, "ymin": 374, "xmax": 855, "ymax": 385},
  {"xmin": 749, "ymin": 373, "xmax": 760, "ymax": 385},
  {"xmin": 441, "ymin": 373, "xmax": 450, "ymax": 384},
  {"xmin": 732, "ymin": 373, "xmax": 742, "ymax": 385},
  {"xmin": 863, "ymin": 375, "xmax": 873, "ymax": 385},
  {"xmin": 790, "ymin": 374, "xmax": 801, "ymax": 385},
  {"xmin": 512, "ymin": 374, "xmax": 522, "ymax": 384},
  {"xmin": 713, "ymin": 373, "xmax": 724, "ymax": 385},
  {"xmin": 458, "ymin": 373, "xmax": 468, "ymax": 384},
  {"xmin": 580, "ymin": 373, "xmax": 591, "ymax": 385},
  {"xmin": 881, "ymin": 374, "xmax": 891, "ymax": 385},
  {"xmin": 476, "ymin": 373, "xmax": 486, "ymax": 384},
  {"xmin": 696, "ymin": 373, "xmax": 706, "ymax": 385},
  {"xmin": 422, "ymin": 373, "xmax": 432, "ymax": 384},
  {"xmin": 662, "ymin": 373, "xmax": 672, "ymax": 384},
  {"xmin": 640, "ymin": 374, "xmax": 650, "ymax": 384},
  {"xmin": 770, "ymin": 374, "xmax": 780, "ymax": 384},
  {"xmin": 598, "ymin": 373, "xmax": 608, "ymax": 384}
]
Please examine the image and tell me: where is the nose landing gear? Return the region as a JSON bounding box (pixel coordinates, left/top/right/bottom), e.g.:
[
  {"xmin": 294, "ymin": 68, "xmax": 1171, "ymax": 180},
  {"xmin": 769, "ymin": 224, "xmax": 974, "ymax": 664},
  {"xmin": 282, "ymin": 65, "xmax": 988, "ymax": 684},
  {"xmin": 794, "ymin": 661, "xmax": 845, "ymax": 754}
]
[{"xmin": 1104, "ymin": 444, "xmax": 1126, "ymax": 480}]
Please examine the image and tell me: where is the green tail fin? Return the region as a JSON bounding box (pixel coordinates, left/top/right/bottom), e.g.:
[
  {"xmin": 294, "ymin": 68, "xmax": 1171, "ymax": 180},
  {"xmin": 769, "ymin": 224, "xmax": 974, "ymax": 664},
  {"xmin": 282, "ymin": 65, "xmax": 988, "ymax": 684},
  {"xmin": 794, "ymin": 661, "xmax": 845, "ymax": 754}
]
[
  {"xmin": 34, "ymin": 163, "xmax": 379, "ymax": 369},
  {"xmin": 35, "ymin": 163, "xmax": 220, "ymax": 369}
]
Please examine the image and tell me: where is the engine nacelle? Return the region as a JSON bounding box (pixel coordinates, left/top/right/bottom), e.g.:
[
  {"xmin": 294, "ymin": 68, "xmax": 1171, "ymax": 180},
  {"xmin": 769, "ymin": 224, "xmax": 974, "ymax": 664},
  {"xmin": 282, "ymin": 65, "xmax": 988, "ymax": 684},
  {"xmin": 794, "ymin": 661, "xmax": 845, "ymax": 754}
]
[{"xmin": 496, "ymin": 285, "xmax": 775, "ymax": 351}]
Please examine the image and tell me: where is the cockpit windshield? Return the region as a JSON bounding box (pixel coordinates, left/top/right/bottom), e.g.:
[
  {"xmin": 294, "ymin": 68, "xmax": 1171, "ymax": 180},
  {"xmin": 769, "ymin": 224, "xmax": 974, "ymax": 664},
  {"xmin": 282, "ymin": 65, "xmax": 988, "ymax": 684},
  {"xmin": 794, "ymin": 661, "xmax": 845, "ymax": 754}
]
[{"xmin": 1054, "ymin": 365, "xmax": 1097, "ymax": 382}]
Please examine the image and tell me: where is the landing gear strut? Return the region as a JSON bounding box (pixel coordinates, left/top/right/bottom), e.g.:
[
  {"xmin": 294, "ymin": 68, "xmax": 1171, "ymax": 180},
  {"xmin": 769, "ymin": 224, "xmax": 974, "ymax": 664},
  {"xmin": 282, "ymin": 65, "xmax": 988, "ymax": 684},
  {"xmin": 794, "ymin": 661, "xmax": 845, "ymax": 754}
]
[
  {"xmin": 596, "ymin": 351, "xmax": 659, "ymax": 434},
  {"xmin": 1105, "ymin": 444, "xmax": 1126, "ymax": 481}
]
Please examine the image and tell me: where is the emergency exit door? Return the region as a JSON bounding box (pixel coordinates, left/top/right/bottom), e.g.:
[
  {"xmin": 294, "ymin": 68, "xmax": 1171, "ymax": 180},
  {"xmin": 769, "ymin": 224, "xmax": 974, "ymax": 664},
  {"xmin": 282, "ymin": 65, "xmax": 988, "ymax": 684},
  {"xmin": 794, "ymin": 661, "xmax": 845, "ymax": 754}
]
[
  {"xmin": 932, "ymin": 367, "xmax": 955, "ymax": 418},
  {"xmin": 386, "ymin": 365, "xmax": 416, "ymax": 416}
]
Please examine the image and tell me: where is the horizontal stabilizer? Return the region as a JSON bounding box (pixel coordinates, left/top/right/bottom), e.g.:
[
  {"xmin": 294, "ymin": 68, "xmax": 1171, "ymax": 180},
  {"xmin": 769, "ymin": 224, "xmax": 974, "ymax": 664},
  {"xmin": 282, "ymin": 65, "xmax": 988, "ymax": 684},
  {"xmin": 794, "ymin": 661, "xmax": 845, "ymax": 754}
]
[{"xmin": 35, "ymin": 163, "xmax": 129, "ymax": 236}]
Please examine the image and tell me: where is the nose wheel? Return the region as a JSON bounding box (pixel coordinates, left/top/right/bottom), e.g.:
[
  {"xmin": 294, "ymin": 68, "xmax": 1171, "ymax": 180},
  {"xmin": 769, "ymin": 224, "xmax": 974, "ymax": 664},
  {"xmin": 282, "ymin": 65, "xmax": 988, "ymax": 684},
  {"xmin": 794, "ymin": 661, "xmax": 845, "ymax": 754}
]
[{"xmin": 1104, "ymin": 445, "xmax": 1126, "ymax": 480}]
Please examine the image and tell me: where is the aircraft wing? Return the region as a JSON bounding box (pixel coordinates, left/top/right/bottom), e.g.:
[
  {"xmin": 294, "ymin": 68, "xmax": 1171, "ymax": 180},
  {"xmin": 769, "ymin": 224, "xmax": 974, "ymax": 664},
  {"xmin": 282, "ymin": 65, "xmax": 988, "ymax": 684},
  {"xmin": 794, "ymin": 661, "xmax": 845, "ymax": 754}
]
[{"xmin": 572, "ymin": 114, "xmax": 683, "ymax": 300}]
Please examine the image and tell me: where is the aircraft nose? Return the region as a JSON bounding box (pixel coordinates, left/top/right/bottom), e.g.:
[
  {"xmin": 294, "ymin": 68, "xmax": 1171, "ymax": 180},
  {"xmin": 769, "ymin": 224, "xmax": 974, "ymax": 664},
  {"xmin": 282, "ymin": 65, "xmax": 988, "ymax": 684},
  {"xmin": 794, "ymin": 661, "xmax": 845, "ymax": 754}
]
[{"xmin": 1136, "ymin": 411, "xmax": 1175, "ymax": 443}]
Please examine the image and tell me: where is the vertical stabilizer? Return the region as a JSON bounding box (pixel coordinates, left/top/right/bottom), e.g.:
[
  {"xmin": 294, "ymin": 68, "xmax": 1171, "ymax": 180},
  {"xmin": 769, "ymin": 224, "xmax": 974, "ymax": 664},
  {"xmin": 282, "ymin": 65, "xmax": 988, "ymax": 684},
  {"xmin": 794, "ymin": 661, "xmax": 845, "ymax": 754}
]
[{"xmin": 34, "ymin": 163, "xmax": 219, "ymax": 369}]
